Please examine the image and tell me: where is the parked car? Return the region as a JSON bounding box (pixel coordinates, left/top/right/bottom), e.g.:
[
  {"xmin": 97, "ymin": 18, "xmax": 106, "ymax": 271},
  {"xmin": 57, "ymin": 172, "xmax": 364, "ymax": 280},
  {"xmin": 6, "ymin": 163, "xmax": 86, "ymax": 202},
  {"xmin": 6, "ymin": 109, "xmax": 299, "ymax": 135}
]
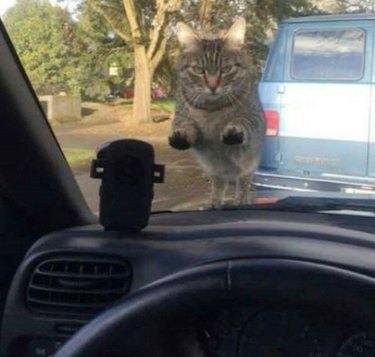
[
  {"xmin": 110, "ymin": 83, "xmax": 166, "ymax": 100},
  {"xmin": 257, "ymin": 13, "xmax": 375, "ymax": 194}
]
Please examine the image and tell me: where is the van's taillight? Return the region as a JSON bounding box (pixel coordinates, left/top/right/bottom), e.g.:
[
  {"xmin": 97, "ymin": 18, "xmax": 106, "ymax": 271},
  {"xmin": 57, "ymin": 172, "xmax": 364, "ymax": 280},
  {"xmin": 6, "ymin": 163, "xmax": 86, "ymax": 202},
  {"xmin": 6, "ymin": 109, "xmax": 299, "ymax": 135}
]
[{"xmin": 264, "ymin": 111, "xmax": 279, "ymax": 136}]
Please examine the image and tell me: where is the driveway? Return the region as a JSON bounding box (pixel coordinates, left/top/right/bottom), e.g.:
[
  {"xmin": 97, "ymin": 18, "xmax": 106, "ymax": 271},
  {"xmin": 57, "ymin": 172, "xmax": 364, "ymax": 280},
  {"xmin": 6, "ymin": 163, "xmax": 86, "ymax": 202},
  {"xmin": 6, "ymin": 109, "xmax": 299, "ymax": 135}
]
[{"xmin": 54, "ymin": 120, "xmax": 210, "ymax": 213}]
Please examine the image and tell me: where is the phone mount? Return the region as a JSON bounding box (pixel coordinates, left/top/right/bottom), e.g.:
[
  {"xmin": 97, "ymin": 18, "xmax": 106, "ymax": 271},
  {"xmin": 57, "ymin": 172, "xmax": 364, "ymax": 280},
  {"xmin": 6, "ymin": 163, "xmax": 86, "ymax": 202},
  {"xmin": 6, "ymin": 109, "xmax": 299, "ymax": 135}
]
[{"xmin": 90, "ymin": 139, "xmax": 165, "ymax": 233}]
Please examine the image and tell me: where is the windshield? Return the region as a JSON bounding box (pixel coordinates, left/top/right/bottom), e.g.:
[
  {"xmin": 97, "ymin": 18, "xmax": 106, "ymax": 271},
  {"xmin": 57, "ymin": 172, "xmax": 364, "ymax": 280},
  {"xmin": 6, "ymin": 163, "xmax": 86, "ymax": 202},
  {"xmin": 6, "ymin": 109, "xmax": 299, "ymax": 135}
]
[{"xmin": 2, "ymin": 0, "xmax": 375, "ymax": 214}]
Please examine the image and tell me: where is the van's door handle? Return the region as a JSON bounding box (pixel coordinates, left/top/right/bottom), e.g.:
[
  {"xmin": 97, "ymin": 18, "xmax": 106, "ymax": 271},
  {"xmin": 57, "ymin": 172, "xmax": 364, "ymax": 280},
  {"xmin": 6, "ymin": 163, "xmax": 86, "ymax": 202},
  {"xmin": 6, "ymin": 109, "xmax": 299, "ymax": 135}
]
[{"xmin": 277, "ymin": 85, "xmax": 285, "ymax": 94}]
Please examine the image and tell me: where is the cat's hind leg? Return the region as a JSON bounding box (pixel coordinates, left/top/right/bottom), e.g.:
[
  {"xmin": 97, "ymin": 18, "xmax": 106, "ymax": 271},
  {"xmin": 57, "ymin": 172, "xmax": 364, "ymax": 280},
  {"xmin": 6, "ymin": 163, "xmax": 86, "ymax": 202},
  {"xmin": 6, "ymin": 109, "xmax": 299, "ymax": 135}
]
[{"xmin": 211, "ymin": 176, "xmax": 228, "ymax": 209}]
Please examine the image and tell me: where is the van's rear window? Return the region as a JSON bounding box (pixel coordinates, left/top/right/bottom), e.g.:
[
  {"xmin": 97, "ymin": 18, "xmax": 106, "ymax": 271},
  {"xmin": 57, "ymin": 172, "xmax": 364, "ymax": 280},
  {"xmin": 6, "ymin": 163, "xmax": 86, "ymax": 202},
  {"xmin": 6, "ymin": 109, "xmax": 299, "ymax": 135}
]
[{"xmin": 291, "ymin": 28, "xmax": 365, "ymax": 81}]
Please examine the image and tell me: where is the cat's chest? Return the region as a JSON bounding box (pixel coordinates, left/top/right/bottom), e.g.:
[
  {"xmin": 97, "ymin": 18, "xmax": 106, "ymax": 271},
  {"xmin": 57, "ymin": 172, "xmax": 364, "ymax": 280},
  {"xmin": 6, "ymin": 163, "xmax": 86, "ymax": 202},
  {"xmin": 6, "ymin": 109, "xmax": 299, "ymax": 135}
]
[{"xmin": 188, "ymin": 106, "xmax": 233, "ymax": 137}]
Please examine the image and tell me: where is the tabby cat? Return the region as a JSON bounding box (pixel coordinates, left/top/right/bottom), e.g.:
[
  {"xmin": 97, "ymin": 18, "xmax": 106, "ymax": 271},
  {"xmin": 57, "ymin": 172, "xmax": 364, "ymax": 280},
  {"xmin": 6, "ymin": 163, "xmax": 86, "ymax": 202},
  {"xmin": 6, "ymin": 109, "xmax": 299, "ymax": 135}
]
[{"xmin": 169, "ymin": 17, "xmax": 266, "ymax": 207}]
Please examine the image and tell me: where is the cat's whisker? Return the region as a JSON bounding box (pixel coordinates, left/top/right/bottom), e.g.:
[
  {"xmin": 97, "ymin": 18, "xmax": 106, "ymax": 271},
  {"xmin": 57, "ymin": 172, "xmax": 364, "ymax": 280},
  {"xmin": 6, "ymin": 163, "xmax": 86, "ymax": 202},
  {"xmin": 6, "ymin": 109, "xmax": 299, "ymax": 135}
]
[
  {"xmin": 228, "ymin": 93, "xmax": 247, "ymax": 113},
  {"xmin": 223, "ymin": 93, "xmax": 235, "ymax": 111},
  {"xmin": 227, "ymin": 93, "xmax": 258, "ymax": 136},
  {"xmin": 195, "ymin": 94, "xmax": 204, "ymax": 108},
  {"xmin": 192, "ymin": 96, "xmax": 198, "ymax": 108},
  {"xmin": 183, "ymin": 91, "xmax": 199, "ymax": 109}
]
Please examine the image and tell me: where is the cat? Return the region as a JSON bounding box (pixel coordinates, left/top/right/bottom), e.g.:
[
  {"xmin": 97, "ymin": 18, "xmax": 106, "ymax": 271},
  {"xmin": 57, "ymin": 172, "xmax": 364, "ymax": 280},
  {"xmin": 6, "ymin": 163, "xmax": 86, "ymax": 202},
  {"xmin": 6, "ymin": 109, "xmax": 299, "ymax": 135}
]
[{"xmin": 169, "ymin": 17, "xmax": 266, "ymax": 208}]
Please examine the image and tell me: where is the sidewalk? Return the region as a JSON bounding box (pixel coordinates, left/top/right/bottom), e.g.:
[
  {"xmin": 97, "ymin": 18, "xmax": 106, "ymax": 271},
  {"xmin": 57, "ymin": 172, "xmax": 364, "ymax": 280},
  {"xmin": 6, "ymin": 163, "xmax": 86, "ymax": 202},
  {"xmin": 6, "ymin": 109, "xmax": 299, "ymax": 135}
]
[{"xmin": 53, "ymin": 114, "xmax": 210, "ymax": 213}]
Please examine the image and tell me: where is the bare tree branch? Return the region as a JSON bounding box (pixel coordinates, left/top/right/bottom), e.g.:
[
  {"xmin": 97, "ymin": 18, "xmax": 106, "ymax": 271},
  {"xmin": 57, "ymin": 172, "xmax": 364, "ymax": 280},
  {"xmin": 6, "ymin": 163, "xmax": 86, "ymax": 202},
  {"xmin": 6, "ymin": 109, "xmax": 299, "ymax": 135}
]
[
  {"xmin": 147, "ymin": 0, "xmax": 182, "ymax": 61},
  {"xmin": 123, "ymin": 0, "xmax": 144, "ymax": 45},
  {"xmin": 199, "ymin": 0, "xmax": 213, "ymax": 29},
  {"xmin": 87, "ymin": 0, "xmax": 131, "ymax": 42},
  {"xmin": 150, "ymin": 34, "xmax": 168, "ymax": 74},
  {"xmin": 147, "ymin": 0, "xmax": 168, "ymax": 60},
  {"xmin": 166, "ymin": 0, "xmax": 183, "ymax": 12}
]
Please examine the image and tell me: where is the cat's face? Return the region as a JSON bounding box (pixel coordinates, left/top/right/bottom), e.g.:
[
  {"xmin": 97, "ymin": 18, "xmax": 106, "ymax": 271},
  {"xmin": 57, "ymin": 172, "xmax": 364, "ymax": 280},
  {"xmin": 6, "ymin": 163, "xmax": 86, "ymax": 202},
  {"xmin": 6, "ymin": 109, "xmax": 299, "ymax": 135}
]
[{"xmin": 176, "ymin": 18, "xmax": 248, "ymax": 109}]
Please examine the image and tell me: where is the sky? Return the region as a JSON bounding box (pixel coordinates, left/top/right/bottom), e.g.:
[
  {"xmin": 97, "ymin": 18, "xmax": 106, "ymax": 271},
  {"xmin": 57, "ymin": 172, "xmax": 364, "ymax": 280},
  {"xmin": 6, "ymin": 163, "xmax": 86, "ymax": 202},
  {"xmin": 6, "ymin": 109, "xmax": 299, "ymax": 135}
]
[
  {"xmin": 0, "ymin": 0, "xmax": 70, "ymax": 17},
  {"xmin": 0, "ymin": 0, "xmax": 17, "ymax": 16}
]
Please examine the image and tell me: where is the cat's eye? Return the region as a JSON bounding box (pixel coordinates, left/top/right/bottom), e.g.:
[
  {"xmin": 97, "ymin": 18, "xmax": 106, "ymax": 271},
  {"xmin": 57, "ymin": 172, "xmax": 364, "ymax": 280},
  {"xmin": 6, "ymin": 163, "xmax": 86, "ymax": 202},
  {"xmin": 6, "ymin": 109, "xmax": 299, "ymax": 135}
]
[
  {"xmin": 221, "ymin": 65, "xmax": 232, "ymax": 74},
  {"xmin": 192, "ymin": 66, "xmax": 205, "ymax": 74}
]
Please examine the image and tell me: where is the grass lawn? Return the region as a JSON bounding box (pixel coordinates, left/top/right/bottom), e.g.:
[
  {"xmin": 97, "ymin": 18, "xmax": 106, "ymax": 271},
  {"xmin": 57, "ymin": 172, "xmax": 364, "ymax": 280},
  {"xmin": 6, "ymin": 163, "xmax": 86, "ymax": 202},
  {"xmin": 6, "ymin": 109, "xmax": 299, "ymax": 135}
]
[
  {"xmin": 111, "ymin": 98, "xmax": 175, "ymax": 113},
  {"xmin": 151, "ymin": 98, "xmax": 175, "ymax": 113},
  {"xmin": 63, "ymin": 148, "xmax": 94, "ymax": 167}
]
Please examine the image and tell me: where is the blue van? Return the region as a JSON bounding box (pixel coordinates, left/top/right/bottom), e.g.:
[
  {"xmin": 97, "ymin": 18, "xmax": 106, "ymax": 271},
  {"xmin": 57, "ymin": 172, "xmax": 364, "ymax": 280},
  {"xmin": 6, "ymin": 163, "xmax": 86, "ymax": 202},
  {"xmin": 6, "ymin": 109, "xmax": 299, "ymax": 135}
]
[{"xmin": 257, "ymin": 14, "xmax": 375, "ymax": 193}]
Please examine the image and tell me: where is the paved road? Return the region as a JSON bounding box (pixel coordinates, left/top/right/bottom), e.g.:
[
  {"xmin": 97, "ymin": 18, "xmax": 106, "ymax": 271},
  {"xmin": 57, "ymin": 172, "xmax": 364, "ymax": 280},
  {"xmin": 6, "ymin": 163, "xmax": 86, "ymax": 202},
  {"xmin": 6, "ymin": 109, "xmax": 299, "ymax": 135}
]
[
  {"xmin": 74, "ymin": 143, "xmax": 210, "ymax": 214},
  {"xmin": 54, "ymin": 122, "xmax": 211, "ymax": 213}
]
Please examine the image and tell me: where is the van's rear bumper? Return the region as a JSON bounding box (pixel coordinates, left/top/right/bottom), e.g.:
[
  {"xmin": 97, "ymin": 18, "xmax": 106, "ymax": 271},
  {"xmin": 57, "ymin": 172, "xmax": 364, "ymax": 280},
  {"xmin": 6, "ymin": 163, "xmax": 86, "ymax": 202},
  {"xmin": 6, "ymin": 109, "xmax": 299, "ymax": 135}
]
[{"xmin": 254, "ymin": 170, "xmax": 375, "ymax": 193}]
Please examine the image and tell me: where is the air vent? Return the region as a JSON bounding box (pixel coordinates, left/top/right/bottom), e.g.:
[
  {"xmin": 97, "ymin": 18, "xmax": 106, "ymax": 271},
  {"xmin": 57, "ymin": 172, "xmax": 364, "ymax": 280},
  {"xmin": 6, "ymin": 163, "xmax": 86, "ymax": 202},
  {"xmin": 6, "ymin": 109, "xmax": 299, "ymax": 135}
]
[{"xmin": 27, "ymin": 256, "xmax": 131, "ymax": 317}]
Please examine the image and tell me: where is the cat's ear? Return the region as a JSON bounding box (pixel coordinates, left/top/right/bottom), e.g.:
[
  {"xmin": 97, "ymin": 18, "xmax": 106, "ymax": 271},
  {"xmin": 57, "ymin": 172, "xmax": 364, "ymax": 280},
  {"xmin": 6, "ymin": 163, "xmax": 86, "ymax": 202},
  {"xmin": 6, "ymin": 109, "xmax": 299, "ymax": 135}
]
[
  {"xmin": 176, "ymin": 22, "xmax": 199, "ymax": 52},
  {"xmin": 224, "ymin": 17, "xmax": 246, "ymax": 50}
]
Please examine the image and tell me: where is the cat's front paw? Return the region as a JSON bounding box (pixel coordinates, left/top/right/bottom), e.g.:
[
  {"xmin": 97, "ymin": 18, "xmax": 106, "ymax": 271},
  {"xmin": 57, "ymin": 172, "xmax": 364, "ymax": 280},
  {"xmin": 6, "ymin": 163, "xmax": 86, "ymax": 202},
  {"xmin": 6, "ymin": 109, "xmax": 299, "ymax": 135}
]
[
  {"xmin": 169, "ymin": 129, "xmax": 194, "ymax": 150},
  {"xmin": 222, "ymin": 125, "xmax": 246, "ymax": 145}
]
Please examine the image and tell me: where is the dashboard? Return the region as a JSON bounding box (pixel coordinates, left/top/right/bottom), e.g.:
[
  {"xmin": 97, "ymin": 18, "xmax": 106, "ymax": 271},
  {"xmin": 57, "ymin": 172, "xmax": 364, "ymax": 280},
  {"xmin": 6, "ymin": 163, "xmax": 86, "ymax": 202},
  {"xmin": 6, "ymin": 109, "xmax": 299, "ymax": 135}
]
[
  {"xmin": 2, "ymin": 209, "xmax": 375, "ymax": 356},
  {"xmin": 199, "ymin": 307, "xmax": 375, "ymax": 356}
]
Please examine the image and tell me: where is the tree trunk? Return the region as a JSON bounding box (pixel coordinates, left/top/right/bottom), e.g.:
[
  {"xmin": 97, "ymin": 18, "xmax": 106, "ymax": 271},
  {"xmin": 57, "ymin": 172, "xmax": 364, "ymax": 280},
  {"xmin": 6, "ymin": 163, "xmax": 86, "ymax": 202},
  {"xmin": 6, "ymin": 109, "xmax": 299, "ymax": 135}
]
[{"xmin": 133, "ymin": 45, "xmax": 152, "ymax": 124}]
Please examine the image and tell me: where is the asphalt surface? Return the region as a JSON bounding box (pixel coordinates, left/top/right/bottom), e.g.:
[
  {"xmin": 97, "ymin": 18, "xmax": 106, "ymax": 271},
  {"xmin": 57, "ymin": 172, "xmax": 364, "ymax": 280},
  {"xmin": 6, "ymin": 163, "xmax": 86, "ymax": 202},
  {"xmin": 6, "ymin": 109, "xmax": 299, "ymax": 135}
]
[{"xmin": 54, "ymin": 122, "xmax": 211, "ymax": 214}]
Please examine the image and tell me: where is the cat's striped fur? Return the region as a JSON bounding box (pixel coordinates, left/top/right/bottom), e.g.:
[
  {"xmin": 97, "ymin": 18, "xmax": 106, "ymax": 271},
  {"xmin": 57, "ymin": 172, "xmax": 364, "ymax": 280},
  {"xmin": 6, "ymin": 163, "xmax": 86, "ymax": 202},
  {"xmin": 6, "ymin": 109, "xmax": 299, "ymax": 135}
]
[{"xmin": 169, "ymin": 18, "xmax": 266, "ymax": 207}]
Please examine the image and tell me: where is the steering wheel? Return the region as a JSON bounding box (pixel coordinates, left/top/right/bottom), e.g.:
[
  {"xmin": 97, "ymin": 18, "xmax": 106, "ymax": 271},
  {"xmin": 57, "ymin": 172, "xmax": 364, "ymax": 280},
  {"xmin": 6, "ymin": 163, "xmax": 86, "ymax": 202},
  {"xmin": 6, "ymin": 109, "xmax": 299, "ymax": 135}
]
[{"xmin": 56, "ymin": 259, "xmax": 375, "ymax": 357}]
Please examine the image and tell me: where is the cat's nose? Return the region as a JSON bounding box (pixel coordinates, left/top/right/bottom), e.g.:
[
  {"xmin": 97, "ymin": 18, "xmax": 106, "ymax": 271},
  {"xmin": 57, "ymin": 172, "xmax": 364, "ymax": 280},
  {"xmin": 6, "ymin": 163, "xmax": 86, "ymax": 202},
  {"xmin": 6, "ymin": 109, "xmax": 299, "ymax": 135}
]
[{"xmin": 206, "ymin": 75, "xmax": 220, "ymax": 94}]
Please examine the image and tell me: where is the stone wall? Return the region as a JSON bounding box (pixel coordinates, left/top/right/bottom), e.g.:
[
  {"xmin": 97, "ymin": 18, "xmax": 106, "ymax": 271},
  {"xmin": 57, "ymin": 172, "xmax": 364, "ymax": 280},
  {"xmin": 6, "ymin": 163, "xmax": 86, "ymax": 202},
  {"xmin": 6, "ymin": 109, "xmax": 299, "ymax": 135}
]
[{"xmin": 39, "ymin": 95, "xmax": 81, "ymax": 123}]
